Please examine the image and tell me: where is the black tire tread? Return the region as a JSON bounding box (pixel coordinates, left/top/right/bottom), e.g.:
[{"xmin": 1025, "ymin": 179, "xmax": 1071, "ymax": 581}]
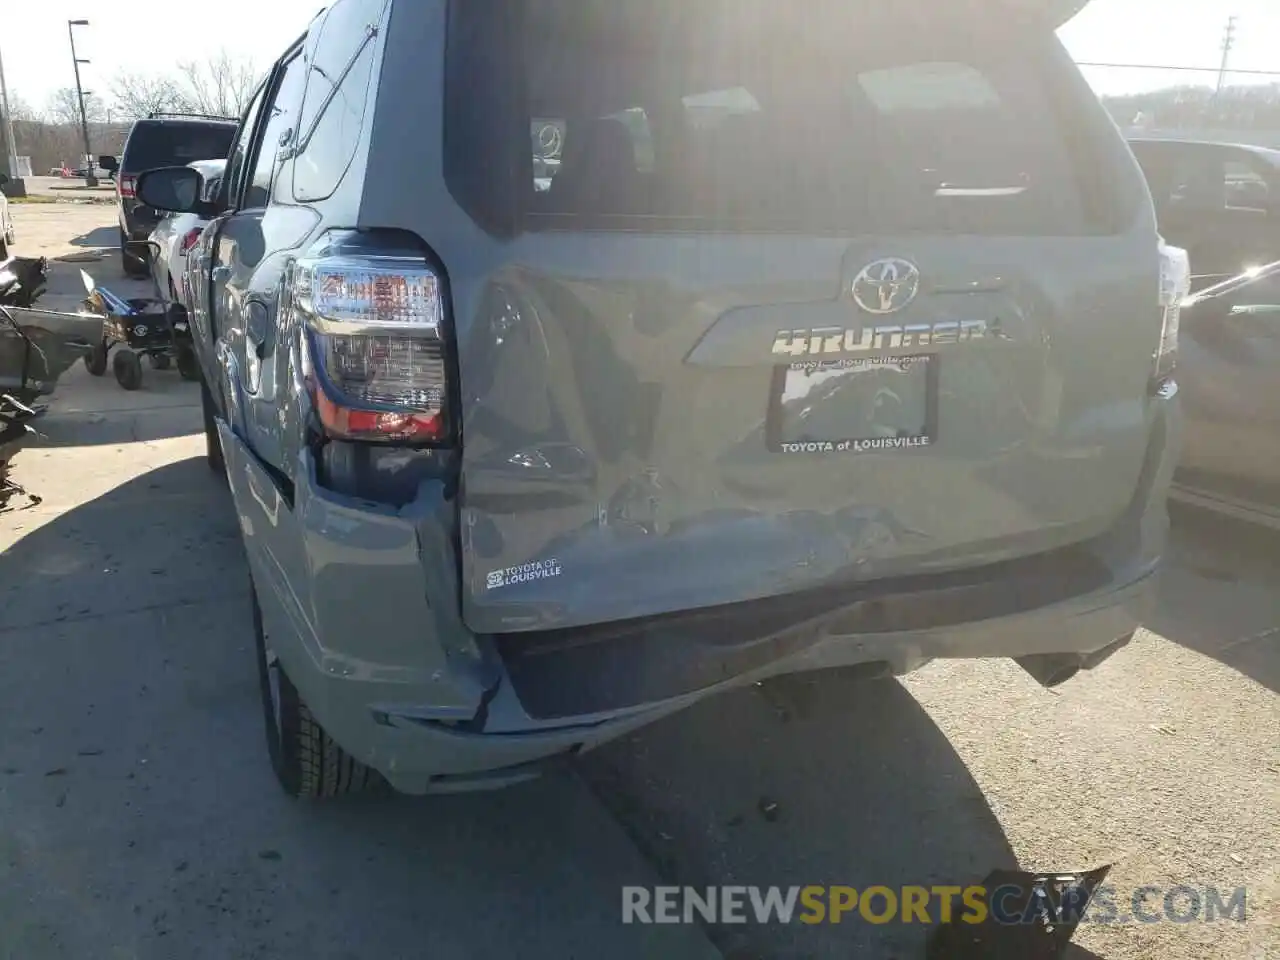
[
  {"xmin": 113, "ymin": 350, "xmax": 143, "ymax": 391},
  {"xmin": 176, "ymin": 348, "xmax": 200, "ymax": 382},
  {"xmin": 285, "ymin": 690, "xmax": 376, "ymax": 798},
  {"xmin": 120, "ymin": 229, "xmax": 148, "ymax": 279},
  {"xmin": 296, "ymin": 701, "xmax": 376, "ymax": 798},
  {"xmin": 200, "ymin": 380, "xmax": 225, "ymax": 474},
  {"xmin": 84, "ymin": 343, "xmax": 108, "ymax": 377},
  {"xmin": 254, "ymin": 581, "xmax": 378, "ymax": 800}
]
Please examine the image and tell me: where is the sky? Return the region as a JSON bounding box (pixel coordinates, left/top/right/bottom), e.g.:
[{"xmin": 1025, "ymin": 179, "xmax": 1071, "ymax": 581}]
[{"xmin": 1, "ymin": 0, "xmax": 1278, "ymax": 115}]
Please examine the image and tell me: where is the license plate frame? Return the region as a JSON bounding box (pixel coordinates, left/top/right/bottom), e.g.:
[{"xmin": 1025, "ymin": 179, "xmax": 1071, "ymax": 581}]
[{"xmin": 765, "ymin": 354, "xmax": 940, "ymax": 455}]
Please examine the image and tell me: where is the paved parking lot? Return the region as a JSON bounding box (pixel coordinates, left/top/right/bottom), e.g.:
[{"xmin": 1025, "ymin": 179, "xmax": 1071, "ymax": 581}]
[{"xmin": 1, "ymin": 205, "xmax": 1277, "ymax": 960}]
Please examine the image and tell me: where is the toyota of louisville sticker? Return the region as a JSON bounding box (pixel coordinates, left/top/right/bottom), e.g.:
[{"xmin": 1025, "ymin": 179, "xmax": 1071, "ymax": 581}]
[{"xmin": 486, "ymin": 558, "xmax": 563, "ymax": 590}]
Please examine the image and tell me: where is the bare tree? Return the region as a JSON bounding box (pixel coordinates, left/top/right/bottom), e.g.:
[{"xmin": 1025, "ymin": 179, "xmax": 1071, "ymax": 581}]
[
  {"xmin": 5, "ymin": 93, "xmax": 39, "ymax": 123},
  {"xmin": 47, "ymin": 87, "xmax": 105, "ymax": 126},
  {"xmin": 176, "ymin": 51, "xmax": 259, "ymax": 118},
  {"xmin": 109, "ymin": 72, "xmax": 187, "ymax": 120}
]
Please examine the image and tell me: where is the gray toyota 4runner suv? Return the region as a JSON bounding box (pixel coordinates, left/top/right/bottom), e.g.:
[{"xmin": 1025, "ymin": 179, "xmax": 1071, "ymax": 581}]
[{"xmin": 136, "ymin": 0, "xmax": 1186, "ymax": 797}]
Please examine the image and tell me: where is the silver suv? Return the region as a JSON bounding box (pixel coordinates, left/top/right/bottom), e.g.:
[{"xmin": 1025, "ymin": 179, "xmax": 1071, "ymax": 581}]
[{"xmin": 137, "ymin": 0, "xmax": 1185, "ymax": 797}]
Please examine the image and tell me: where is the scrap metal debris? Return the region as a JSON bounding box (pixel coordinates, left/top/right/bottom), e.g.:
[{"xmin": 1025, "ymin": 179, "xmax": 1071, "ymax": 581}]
[{"xmin": 925, "ymin": 865, "xmax": 1111, "ymax": 960}]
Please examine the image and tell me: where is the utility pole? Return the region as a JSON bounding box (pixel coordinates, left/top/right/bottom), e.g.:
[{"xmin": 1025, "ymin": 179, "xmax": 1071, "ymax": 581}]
[
  {"xmin": 1215, "ymin": 15, "xmax": 1238, "ymax": 97},
  {"xmin": 0, "ymin": 39, "xmax": 25, "ymax": 196},
  {"xmin": 68, "ymin": 19, "xmax": 97, "ymax": 187}
]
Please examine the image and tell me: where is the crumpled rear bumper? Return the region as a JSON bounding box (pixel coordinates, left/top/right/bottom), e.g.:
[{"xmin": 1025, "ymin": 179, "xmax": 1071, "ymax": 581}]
[{"xmin": 221, "ymin": 389, "xmax": 1180, "ymax": 794}]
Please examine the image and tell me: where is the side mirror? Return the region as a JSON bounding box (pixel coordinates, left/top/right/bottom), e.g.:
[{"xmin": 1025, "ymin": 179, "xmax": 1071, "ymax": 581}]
[
  {"xmin": 98, "ymin": 155, "xmax": 119, "ymax": 174},
  {"xmin": 137, "ymin": 166, "xmax": 212, "ymax": 216}
]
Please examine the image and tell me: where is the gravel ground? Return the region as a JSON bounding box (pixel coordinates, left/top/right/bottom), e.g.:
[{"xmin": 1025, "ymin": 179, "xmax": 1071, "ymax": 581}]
[{"xmin": 1, "ymin": 205, "xmax": 1277, "ymax": 960}]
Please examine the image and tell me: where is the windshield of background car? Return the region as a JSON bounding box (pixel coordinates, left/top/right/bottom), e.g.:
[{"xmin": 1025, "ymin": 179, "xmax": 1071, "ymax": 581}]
[
  {"xmin": 443, "ymin": 0, "xmax": 1116, "ymax": 237},
  {"xmin": 121, "ymin": 123, "xmax": 236, "ymax": 174}
]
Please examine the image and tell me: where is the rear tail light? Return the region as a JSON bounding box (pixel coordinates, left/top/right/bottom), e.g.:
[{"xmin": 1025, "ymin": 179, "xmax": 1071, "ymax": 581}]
[
  {"xmin": 287, "ymin": 246, "xmax": 450, "ymax": 445},
  {"xmin": 179, "ymin": 228, "xmax": 202, "ymax": 255},
  {"xmin": 119, "ymin": 176, "xmax": 136, "ymax": 199},
  {"xmin": 1154, "ymin": 239, "xmax": 1190, "ymax": 396}
]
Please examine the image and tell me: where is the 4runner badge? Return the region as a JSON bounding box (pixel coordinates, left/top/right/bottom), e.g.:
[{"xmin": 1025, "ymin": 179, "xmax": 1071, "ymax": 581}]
[{"xmin": 772, "ymin": 319, "xmax": 1006, "ymax": 357}]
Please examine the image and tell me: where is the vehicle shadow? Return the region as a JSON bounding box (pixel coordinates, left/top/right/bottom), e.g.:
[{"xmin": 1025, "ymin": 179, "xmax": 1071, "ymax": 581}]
[
  {"xmin": 1151, "ymin": 504, "xmax": 1280, "ymax": 694},
  {"xmin": 68, "ymin": 226, "xmax": 118, "ymax": 250},
  {"xmin": 32, "ymin": 251, "xmax": 151, "ymax": 309},
  {"xmin": 580, "ymin": 670, "xmax": 1110, "ymax": 959},
  {"xmin": 0, "ymin": 458, "xmax": 715, "ymax": 960}
]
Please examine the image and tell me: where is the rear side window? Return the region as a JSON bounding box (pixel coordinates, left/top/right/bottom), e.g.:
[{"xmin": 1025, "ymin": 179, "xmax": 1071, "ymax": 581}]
[
  {"xmin": 122, "ymin": 122, "xmax": 236, "ymax": 173},
  {"xmin": 1135, "ymin": 145, "xmax": 1274, "ymax": 215},
  {"xmin": 293, "ymin": 0, "xmax": 387, "ymax": 202},
  {"xmin": 445, "ymin": 0, "xmax": 1102, "ymax": 236},
  {"xmin": 244, "ymin": 53, "xmax": 308, "ymax": 209},
  {"xmin": 1224, "ymin": 160, "xmax": 1270, "ymax": 212}
]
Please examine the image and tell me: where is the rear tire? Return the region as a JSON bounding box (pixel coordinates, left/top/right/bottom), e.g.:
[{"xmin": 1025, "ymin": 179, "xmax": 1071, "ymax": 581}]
[
  {"xmin": 176, "ymin": 347, "xmax": 200, "ymax": 382},
  {"xmin": 251, "ymin": 581, "xmax": 380, "ymax": 798},
  {"xmin": 84, "ymin": 342, "xmax": 108, "ymax": 376},
  {"xmin": 120, "ymin": 228, "xmax": 148, "ymax": 279},
  {"xmin": 200, "ymin": 379, "xmax": 225, "ymax": 475},
  {"xmin": 112, "ymin": 349, "xmax": 143, "ymax": 390}
]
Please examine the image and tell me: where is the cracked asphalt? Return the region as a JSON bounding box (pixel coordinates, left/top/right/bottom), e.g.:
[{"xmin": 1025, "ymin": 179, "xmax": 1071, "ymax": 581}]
[{"xmin": 1, "ymin": 205, "xmax": 1277, "ymax": 960}]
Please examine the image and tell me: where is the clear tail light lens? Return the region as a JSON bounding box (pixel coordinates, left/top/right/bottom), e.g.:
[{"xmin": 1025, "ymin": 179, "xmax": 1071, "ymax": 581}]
[
  {"xmin": 119, "ymin": 176, "xmax": 136, "ymax": 199},
  {"xmin": 287, "ymin": 249, "xmax": 451, "ymax": 445},
  {"xmin": 1155, "ymin": 239, "xmax": 1190, "ymax": 393}
]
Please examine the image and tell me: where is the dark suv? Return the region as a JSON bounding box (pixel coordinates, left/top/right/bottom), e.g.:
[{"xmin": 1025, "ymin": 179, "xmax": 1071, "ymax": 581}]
[
  {"xmin": 137, "ymin": 0, "xmax": 1184, "ymax": 798},
  {"xmin": 101, "ymin": 113, "xmax": 237, "ymax": 278}
]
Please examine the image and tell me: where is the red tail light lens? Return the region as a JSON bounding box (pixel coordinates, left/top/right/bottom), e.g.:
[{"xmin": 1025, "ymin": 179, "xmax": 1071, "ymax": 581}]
[
  {"xmin": 287, "ymin": 251, "xmax": 451, "ymax": 445},
  {"xmin": 179, "ymin": 228, "xmax": 202, "ymax": 254},
  {"xmin": 119, "ymin": 176, "xmax": 136, "ymax": 199}
]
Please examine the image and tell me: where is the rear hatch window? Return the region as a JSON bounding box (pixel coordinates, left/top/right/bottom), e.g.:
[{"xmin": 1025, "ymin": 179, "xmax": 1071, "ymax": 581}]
[
  {"xmin": 445, "ymin": 0, "xmax": 1116, "ymax": 237},
  {"xmin": 122, "ymin": 122, "xmax": 236, "ymax": 174}
]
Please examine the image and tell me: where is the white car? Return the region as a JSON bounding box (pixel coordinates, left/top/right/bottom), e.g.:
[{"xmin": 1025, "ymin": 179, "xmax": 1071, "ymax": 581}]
[
  {"xmin": 147, "ymin": 158, "xmax": 225, "ymax": 305},
  {"xmin": 0, "ymin": 174, "xmax": 15, "ymax": 260}
]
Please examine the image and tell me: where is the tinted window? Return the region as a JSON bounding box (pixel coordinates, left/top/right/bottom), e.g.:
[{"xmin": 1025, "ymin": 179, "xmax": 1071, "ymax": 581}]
[
  {"xmin": 1139, "ymin": 146, "xmax": 1273, "ymax": 214},
  {"xmin": 535, "ymin": 108, "xmax": 653, "ymax": 193},
  {"xmin": 121, "ymin": 122, "xmax": 236, "ymax": 173},
  {"xmin": 245, "ymin": 54, "xmax": 308, "ymax": 209},
  {"xmin": 293, "ymin": 0, "xmax": 387, "ymax": 202},
  {"xmin": 1224, "ymin": 159, "xmax": 1270, "ymax": 212},
  {"xmin": 446, "ymin": 0, "xmax": 1095, "ymax": 236}
]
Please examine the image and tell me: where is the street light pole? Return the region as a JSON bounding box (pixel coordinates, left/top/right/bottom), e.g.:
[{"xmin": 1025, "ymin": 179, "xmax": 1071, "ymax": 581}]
[
  {"xmin": 0, "ymin": 39, "xmax": 25, "ymax": 195},
  {"xmin": 1215, "ymin": 15, "xmax": 1238, "ymax": 97},
  {"xmin": 68, "ymin": 19, "xmax": 97, "ymax": 187}
]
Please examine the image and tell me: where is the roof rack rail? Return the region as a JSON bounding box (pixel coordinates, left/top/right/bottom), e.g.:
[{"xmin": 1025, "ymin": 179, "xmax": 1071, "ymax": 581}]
[{"xmin": 144, "ymin": 111, "xmax": 239, "ymax": 123}]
